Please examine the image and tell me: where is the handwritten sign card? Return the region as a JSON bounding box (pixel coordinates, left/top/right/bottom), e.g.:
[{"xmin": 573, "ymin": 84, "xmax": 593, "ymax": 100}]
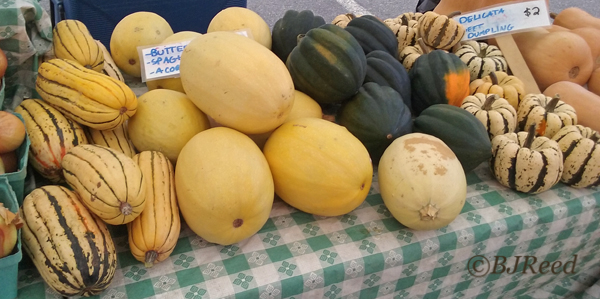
[
  {"xmin": 138, "ymin": 40, "xmax": 192, "ymax": 82},
  {"xmin": 455, "ymin": 0, "xmax": 551, "ymax": 40}
]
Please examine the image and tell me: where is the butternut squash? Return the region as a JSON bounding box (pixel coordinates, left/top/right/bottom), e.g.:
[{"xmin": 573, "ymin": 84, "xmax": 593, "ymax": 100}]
[
  {"xmin": 544, "ymin": 81, "xmax": 600, "ymax": 132},
  {"xmin": 513, "ymin": 30, "xmax": 593, "ymax": 91},
  {"xmin": 588, "ymin": 68, "xmax": 600, "ymax": 96},
  {"xmin": 551, "ymin": 7, "xmax": 600, "ymax": 31},
  {"xmin": 570, "ymin": 27, "xmax": 600, "ymax": 71}
]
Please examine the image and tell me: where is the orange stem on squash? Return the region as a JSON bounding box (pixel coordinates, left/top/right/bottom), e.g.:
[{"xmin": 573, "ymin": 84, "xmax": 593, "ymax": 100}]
[
  {"xmin": 481, "ymin": 94, "xmax": 498, "ymax": 111},
  {"xmin": 523, "ymin": 123, "xmax": 537, "ymax": 149}
]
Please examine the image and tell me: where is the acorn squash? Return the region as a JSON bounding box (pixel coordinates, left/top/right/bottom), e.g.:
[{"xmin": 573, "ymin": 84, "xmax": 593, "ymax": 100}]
[
  {"xmin": 413, "ymin": 104, "xmax": 492, "ymax": 173},
  {"xmin": 271, "ymin": 10, "xmax": 326, "ymax": 62},
  {"xmin": 364, "ymin": 50, "xmax": 411, "ymax": 109},
  {"xmin": 345, "ymin": 15, "xmax": 398, "ymax": 57},
  {"xmin": 409, "ymin": 49, "xmax": 470, "ymax": 115},
  {"xmin": 286, "ymin": 24, "xmax": 367, "ymax": 104},
  {"xmin": 337, "ymin": 82, "xmax": 413, "ymax": 163}
]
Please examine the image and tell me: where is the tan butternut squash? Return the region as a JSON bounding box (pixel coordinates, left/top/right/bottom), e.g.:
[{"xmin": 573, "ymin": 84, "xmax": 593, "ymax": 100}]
[
  {"xmin": 570, "ymin": 27, "xmax": 600, "ymax": 71},
  {"xmin": 588, "ymin": 68, "xmax": 600, "ymax": 96},
  {"xmin": 551, "ymin": 7, "xmax": 600, "ymax": 31},
  {"xmin": 513, "ymin": 30, "xmax": 593, "ymax": 91},
  {"xmin": 544, "ymin": 81, "xmax": 600, "ymax": 132}
]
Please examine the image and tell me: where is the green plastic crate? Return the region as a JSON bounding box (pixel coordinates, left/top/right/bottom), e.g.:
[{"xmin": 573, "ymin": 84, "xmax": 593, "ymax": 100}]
[
  {"xmin": 0, "ymin": 177, "xmax": 22, "ymax": 299},
  {"xmin": 0, "ymin": 112, "xmax": 30, "ymax": 205}
]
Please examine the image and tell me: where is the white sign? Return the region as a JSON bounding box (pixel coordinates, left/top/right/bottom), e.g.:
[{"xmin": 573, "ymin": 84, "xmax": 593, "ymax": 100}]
[
  {"xmin": 139, "ymin": 40, "xmax": 192, "ymax": 82},
  {"xmin": 455, "ymin": 0, "xmax": 551, "ymax": 40}
]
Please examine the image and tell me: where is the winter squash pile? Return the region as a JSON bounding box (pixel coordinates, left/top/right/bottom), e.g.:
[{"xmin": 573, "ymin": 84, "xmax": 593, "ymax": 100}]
[{"xmin": 3, "ymin": 5, "xmax": 600, "ymax": 297}]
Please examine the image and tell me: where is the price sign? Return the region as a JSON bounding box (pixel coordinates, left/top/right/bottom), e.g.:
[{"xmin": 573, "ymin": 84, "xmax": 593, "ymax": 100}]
[
  {"xmin": 455, "ymin": 0, "xmax": 551, "ymax": 40},
  {"xmin": 138, "ymin": 40, "xmax": 192, "ymax": 82}
]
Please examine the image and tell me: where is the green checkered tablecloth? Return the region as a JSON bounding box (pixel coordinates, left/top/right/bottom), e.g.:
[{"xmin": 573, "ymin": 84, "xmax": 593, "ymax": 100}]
[
  {"xmin": 14, "ymin": 163, "xmax": 600, "ymax": 299},
  {"xmin": 0, "ymin": 0, "xmax": 53, "ymax": 111}
]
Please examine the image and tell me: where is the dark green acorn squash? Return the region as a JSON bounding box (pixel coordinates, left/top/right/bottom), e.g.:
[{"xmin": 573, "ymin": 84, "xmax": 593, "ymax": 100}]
[
  {"xmin": 345, "ymin": 15, "xmax": 398, "ymax": 57},
  {"xmin": 365, "ymin": 50, "xmax": 412, "ymax": 110},
  {"xmin": 271, "ymin": 10, "xmax": 326, "ymax": 62},
  {"xmin": 409, "ymin": 49, "xmax": 470, "ymax": 116},
  {"xmin": 337, "ymin": 82, "xmax": 413, "ymax": 163},
  {"xmin": 286, "ymin": 24, "xmax": 367, "ymax": 104},
  {"xmin": 413, "ymin": 104, "xmax": 492, "ymax": 173}
]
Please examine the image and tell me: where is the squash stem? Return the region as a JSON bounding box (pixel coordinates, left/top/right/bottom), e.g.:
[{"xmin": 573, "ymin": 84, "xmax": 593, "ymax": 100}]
[
  {"xmin": 523, "ymin": 124, "xmax": 537, "ymax": 149},
  {"xmin": 489, "ymin": 71, "xmax": 499, "ymax": 85},
  {"xmin": 417, "ymin": 38, "xmax": 431, "ymax": 54},
  {"xmin": 591, "ymin": 133, "xmax": 600, "ymax": 143},
  {"xmin": 419, "ymin": 204, "xmax": 439, "ymax": 221},
  {"xmin": 545, "ymin": 94, "xmax": 560, "ymax": 113},
  {"xmin": 120, "ymin": 202, "xmax": 133, "ymax": 216},
  {"xmin": 144, "ymin": 250, "xmax": 158, "ymax": 268},
  {"xmin": 481, "ymin": 94, "xmax": 498, "ymax": 111},
  {"xmin": 296, "ymin": 34, "xmax": 306, "ymax": 45},
  {"xmin": 549, "ymin": 12, "xmax": 557, "ymax": 19},
  {"xmin": 447, "ymin": 11, "xmax": 462, "ymax": 18}
]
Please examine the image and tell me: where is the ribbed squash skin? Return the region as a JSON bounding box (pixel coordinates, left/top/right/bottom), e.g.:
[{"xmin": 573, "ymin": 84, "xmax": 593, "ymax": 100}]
[
  {"xmin": 490, "ymin": 128, "xmax": 563, "ymax": 194},
  {"xmin": 345, "ymin": 15, "xmax": 399, "ymax": 57},
  {"xmin": 271, "ymin": 10, "xmax": 326, "ymax": 62},
  {"xmin": 551, "ymin": 125, "xmax": 600, "ymax": 188},
  {"xmin": 418, "ymin": 11, "xmax": 465, "ymax": 50},
  {"xmin": 364, "ymin": 50, "xmax": 411, "ymax": 109},
  {"xmin": 409, "ymin": 50, "xmax": 470, "ymax": 115},
  {"xmin": 454, "ymin": 41, "xmax": 507, "ymax": 81},
  {"xmin": 95, "ymin": 40, "xmax": 124, "ymax": 82},
  {"xmin": 61, "ymin": 144, "xmax": 146, "ymax": 225},
  {"xmin": 53, "ymin": 20, "xmax": 104, "ymax": 72},
  {"xmin": 36, "ymin": 59, "xmax": 138, "ymax": 130},
  {"xmin": 128, "ymin": 151, "xmax": 180, "ymax": 267},
  {"xmin": 286, "ymin": 24, "xmax": 367, "ymax": 104},
  {"xmin": 15, "ymin": 99, "xmax": 88, "ymax": 182},
  {"xmin": 86, "ymin": 122, "xmax": 136, "ymax": 158},
  {"xmin": 337, "ymin": 82, "xmax": 412, "ymax": 162},
  {"xmin": 414, "ymin": 104, "xmax": 492, "ymax": 173},
  {"xmin": 461, "ymin": 93, "xmax": 517, "ymax": 140},
  {"xmin": 21, "ymin": 186, "xmax": 116, "ymax": 297}
]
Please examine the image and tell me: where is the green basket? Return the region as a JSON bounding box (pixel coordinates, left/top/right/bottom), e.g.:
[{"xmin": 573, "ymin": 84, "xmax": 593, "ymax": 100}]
[
  {"xmin": 0, "ymin": 177, "xmax": 22, "ymax": 299},
  {"xmin": 0, "ymin": 112, "xmax": 30, "ymax": 205}
]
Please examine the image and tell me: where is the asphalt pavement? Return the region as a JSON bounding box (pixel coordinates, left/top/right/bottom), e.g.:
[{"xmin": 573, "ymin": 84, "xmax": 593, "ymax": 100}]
[
  {"xmin": 40, "ymin": 0, "xmax": 600, "ymax": 30},
  {"xmin": 246, "ymin": 0, "xmax": 600, "ymax": 29}
]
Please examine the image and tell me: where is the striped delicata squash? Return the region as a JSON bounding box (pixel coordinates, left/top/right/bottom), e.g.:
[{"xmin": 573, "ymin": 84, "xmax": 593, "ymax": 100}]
[
  {"xmin": 36, "ymin": 58, "xmax": 137, "ymax": 130},
  {"xmin": 86, "ymin": 122, "xmax": 137, "ymax": 158},
  {"xmin": 15, "ymin": 99, "xmax": 88, "ymax": 182},
  {"xmin": 95, "ymin": 40, "xmax": 125, "ymax": 82},
  {"xmin": 128, "ymin": 151, "xmax": 180, "ymax": 267},
  {"xmin": 53, "ymin": 20, "xmax": 104, "ymax": 72},
  {"xmin": 21, "ymin": 186, "xmax": 117, "ymax": 297},
  {"xmin": 61, "ymin": 144, "xmax": 146, "ymax": 225}
]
